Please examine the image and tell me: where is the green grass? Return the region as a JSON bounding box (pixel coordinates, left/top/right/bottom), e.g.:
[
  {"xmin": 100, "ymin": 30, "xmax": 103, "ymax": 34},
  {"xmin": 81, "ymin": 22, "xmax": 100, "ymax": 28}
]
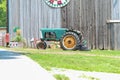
[
  {"xmin": 3, "ymin": 48, "xmax": 120, "ymax": 73},
  {"xmin": 54, "ymin": 74, "xmax": 70, "ymax": 80},
  {"xmin": 26, "ymin": 51, "xmax": 120, "ymax": 73}
]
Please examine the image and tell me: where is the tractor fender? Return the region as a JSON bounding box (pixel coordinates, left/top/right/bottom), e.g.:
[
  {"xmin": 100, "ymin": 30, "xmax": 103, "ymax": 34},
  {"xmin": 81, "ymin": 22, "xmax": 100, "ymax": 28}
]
[{"xmin": 66, "ymin": 29, "xmax": 83, "ymax": 40}]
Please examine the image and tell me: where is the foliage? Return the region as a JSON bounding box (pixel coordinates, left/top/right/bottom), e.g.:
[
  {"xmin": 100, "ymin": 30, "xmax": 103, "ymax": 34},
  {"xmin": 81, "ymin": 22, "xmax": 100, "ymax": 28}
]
[
  {"xmin": 0, "ymin": 0, "xmax": 6, "ymax": 11},
  {"xmin": 0, "ymin": 0, "xmax": 6, "ymax": 27},
  {"xmin": 12, "ymin": 27, "xmax": 25, "ymax": 43},
  {"xmin": 54, "ymin": 74, "xmax": 70, "ymax": 80},
  {"xmin": 12, "ymin": 35, "xmax": 24, "ymax": 42},
  {"xmin": 11, "ymin": 35, "xmax": 26, "ymax": 48}
]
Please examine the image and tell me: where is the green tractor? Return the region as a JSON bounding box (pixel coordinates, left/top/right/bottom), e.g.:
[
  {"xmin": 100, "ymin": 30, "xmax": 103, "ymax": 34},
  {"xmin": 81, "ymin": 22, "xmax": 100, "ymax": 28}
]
[{"xmin": 36, "ymin": 28, "xmax": 88, "ymax": 50}]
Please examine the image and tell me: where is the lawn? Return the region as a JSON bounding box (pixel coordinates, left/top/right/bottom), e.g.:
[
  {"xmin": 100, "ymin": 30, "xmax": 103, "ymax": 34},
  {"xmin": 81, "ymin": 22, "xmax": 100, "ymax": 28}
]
[{"xmin": 4, "ymin": 48, "xmax": 120, "ymax": 74}]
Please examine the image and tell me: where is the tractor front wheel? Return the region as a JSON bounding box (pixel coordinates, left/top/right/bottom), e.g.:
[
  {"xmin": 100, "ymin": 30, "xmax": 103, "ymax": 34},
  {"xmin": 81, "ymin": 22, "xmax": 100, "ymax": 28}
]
[
  {"xmin": 36, "ymin": 41, "xmax": 47, "ymax": 49},
  {"xmin": 60, "ymin": 32, "xmax": 80, "ymax": 50}
]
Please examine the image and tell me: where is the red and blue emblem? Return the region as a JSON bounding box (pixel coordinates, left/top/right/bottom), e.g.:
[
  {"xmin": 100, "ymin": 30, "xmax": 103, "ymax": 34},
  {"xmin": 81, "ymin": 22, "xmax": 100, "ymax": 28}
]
[{"xmin": 45, "ymin": 0, "xmax": 70, "ymax": 8}]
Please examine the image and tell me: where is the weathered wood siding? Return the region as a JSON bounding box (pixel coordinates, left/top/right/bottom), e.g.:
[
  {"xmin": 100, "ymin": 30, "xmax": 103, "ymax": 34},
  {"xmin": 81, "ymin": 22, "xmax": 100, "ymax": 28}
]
[
  {"xmin": 8, "ymin": 0, "xmax": 61, "ymax": 46},
  {"xmin": 8, "ymin": 0, "xmax": 120, "ymax": 49},
  {"xmin": 61, "ymin": 0, "xmax": 113, "ymax": 50},
  {"xmin": 106, "ymin": 22, "xmax": 120, "ymax": 50},
  {"xmin": 0, "ymin": 27, "xmax": 6, "ymax": 46}
]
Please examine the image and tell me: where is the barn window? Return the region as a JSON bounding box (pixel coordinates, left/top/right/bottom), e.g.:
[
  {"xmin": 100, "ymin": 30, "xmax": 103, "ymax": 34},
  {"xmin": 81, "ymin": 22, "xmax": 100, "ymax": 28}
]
[{"xmin": 45, "ymin": 32, "xmax": 56, "ymax": 39}]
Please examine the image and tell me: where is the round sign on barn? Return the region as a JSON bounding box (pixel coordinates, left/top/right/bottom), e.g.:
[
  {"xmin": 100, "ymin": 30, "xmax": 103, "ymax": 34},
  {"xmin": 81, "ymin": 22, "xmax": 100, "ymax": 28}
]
[{"xmin": 45, "ymin": 0, "xmax": 70, "ymax": 8}]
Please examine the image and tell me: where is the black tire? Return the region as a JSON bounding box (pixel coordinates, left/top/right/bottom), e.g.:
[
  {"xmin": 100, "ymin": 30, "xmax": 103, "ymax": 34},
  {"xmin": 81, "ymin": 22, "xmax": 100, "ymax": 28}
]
[
  {"xmin": 60, "ymin": 32, "xmax": 81, "ymax": 50},
  {"xmin": 36, "ymin": 41, "xmax": 47, "ymax": 49}
]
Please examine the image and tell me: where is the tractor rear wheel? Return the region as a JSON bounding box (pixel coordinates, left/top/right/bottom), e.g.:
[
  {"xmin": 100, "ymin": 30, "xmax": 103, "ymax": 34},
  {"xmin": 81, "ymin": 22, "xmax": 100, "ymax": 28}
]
[
  {"xmin": 60, "ymin": 32, "xmax": 80, "ymax": 50},
  {"xmin": 36, "ymin": 41, "xmax": 47, "ymax": 49}
]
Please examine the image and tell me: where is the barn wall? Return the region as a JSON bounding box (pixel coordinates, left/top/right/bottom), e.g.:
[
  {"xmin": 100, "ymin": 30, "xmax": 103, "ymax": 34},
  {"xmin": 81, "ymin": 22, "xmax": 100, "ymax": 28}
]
[
  {"xmin": 8, "ymin": 0, "xmax": 61, "ymax": 46},
  {"xmin": 61, "ymin": 0, "xmax": 112, "ymax": 49},
  {"xmin": 8, "ymin": 0, "xmax": 120, "ymax": 49}
]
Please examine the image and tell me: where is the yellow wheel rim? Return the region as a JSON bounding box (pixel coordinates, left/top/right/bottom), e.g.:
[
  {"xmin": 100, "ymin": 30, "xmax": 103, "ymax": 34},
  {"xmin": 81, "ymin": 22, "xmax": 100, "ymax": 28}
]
[{"xmin": 63, "ymin": 35, "xmax": 76, "ymax": 49}]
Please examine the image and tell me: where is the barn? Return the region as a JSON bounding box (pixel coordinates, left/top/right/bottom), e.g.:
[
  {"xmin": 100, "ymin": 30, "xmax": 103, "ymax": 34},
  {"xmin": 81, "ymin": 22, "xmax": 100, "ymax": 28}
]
[{"xmin": 8, "ymin": 0, "xmax": 120, "ymax": 50}]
